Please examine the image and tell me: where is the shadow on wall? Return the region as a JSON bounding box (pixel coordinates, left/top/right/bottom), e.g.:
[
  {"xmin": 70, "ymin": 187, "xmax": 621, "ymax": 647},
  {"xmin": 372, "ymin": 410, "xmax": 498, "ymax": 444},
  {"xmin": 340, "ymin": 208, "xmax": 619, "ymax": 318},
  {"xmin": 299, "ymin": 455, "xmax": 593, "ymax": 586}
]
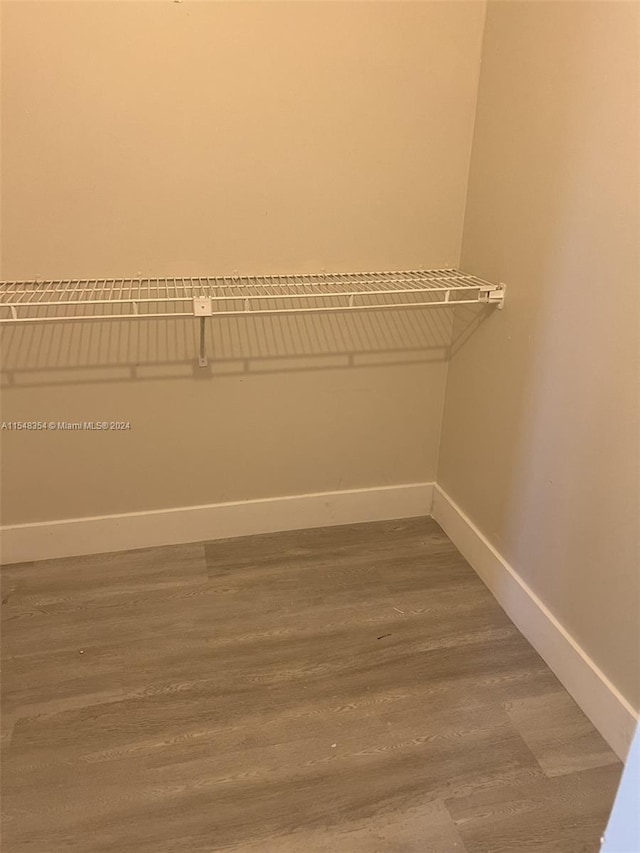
[{"xmin": 0, "ymin": 305, "xmax": 492, "ymax": 387}]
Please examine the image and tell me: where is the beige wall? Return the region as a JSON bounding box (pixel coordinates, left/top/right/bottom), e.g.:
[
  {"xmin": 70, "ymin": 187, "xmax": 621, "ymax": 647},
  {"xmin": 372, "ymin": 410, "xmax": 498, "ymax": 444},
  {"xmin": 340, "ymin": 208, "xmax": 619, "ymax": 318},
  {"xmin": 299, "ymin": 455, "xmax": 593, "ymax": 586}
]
[
  {"xmin": 438, "ymin": 1, "xmax": 639, "ymax": 710},
  {"xmin": 1, "ymin": 0, "xmax": 485, "ymax": 279},
  {"xmin": 0, "ymin": 1, "xmax": 485, "ymax": 523}
]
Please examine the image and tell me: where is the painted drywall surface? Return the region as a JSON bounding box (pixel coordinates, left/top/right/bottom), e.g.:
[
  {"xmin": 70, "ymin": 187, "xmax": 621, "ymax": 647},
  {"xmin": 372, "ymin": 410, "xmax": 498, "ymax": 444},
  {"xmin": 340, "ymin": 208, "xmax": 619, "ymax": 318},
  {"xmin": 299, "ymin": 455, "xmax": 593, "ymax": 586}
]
[
  {"xmin": 438, "ymin": 2, "xmax": 640, "ymax": 709},
  {"xmin": 1, "ymin": 1, "xmax": 485, "ymax": 279},
  {"xmin": 0, "ymin": 2, "xmax": 486, "ymax": 523}
]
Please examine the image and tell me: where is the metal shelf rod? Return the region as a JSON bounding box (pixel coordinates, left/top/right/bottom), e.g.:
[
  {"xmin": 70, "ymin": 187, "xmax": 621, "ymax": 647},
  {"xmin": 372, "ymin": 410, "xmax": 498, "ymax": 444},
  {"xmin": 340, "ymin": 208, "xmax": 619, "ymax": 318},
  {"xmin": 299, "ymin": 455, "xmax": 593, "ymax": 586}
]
[
  {"xmin": 0, "ymin": 297, "xmax": 487, "ymax": 324},
  {"xmin": 1, "ymin": 288, "xmax": 485, "ymax": 307}
]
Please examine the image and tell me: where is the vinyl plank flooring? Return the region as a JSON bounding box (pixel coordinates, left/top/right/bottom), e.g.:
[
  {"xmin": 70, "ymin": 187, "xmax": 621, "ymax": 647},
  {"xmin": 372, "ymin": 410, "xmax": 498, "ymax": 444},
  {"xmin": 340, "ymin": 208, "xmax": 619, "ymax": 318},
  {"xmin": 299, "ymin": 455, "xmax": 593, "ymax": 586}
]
[
  {"xmin": 2, "ymin": 643, "xmax": 125, "ymax": 722},
  {"xmin": 1, "ymin": 543, "xmax": 209, "ymax": 657},
  {"xmin": 1, "ymin": 517, "xmax": 622, "ymax": 852},
  {"xmin": 246, "ymin": 801, "xmax": 467, "ymax": 853},
  {"xmin": 2, "ymin": 542, "xmax": 208, "ymax": 605},
  {"xmin": 2, "ymin": 713, "xmax": 538, "ymax": 852}
]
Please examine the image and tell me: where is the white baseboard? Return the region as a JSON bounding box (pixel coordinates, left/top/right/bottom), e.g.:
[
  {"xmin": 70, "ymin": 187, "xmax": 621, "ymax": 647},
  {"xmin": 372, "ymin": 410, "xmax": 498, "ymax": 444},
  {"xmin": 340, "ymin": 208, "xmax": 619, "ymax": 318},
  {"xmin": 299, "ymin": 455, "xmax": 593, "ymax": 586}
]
[
  {"xmin": 0, "ymin": 482, "xmax": 434, "ymax": 566},
  {"xmin": 432, "ymin": 484, "xmax": 638, "ymax": 761}
]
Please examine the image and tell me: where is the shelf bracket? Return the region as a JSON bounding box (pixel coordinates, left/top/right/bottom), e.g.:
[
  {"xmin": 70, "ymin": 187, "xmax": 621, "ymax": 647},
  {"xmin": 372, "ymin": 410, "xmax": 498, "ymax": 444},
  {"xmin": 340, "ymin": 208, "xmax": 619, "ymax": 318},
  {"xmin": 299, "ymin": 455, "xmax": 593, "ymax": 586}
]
[
  {"xmin": 479, "ymin": 282, "xmax": 506, "ymax": 309},
  {"xmin": 193, "ymin": 297, "xmax": 213, "ymax": 367}
]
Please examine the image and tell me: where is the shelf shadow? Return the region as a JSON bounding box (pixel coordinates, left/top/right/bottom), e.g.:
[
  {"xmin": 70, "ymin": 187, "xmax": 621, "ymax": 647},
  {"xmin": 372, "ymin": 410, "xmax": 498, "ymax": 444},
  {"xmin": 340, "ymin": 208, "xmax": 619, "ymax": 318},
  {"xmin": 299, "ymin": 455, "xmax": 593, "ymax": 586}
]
[{"xmin": 0, "ymin": 305, "xmax": 493, "ymax": 387}]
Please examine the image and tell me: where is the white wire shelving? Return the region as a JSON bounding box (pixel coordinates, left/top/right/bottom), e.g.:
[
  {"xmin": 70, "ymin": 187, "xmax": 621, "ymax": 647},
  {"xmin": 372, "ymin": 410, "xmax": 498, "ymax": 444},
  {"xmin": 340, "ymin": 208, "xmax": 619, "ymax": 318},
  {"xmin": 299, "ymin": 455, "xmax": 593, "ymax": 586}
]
[{"xmin": 0, "ymin": 269, "xmax": 505, "ymax": 366}]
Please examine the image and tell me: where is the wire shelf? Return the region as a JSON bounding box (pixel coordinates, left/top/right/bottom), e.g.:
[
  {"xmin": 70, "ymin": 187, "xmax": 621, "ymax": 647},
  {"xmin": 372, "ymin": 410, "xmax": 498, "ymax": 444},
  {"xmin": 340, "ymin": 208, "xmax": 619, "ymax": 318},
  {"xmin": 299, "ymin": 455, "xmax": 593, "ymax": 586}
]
[{"xmin": 0, "ymin": 269, "xmax": 504, "ymax": 324}]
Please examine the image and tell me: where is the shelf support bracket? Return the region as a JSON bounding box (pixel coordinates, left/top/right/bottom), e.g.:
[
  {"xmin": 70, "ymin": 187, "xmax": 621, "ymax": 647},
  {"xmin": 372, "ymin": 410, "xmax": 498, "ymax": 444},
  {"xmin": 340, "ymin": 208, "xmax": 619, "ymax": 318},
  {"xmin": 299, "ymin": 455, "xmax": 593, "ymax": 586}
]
[
  {"xmin": 479, "ymin": 282, "xmax": 506, "ymax": 309},
  {"xmin": 193, "ymin": 297, "xmax": 213, "ymax": 367},
  {"xmin": 198, "ymin": 317, "xmax": 207, "ymax": 367}
]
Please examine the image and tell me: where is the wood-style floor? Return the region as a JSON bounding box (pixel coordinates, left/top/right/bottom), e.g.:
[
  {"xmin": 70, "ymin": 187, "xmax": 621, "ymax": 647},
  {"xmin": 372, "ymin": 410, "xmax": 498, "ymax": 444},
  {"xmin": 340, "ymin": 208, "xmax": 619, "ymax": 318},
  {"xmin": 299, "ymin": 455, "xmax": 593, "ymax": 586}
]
[{"xmin": 1, "ymin": 518, "xmax": 622, "ymax": 852}]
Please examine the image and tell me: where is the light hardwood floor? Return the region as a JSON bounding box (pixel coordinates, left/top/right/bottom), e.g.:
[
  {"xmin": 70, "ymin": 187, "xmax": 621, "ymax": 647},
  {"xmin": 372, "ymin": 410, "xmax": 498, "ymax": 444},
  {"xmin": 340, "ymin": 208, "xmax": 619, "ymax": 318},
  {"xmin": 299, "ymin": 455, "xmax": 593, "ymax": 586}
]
[{"xmin": 1, "ymin": 518, "xmax": 622, "ymax": 852}]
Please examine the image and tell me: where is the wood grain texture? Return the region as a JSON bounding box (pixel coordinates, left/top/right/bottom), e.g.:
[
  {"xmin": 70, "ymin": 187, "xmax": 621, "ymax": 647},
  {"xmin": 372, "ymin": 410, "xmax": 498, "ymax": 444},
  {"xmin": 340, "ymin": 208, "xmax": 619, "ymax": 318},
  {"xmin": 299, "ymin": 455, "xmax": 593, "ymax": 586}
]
[{"xmin": 1, "ymin": 518, "xmax": 621, "ymax": 852}]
